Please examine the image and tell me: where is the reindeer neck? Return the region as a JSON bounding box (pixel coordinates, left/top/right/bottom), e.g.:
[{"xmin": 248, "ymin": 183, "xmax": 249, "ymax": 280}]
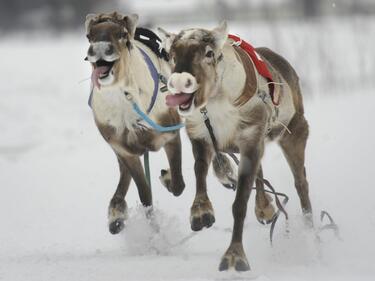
[
  {"xmin": 121, "ymin": 42, "xmax": 155, "ymax": 110},
  {"xmin": 217, "ymin": 43, "xmax": 248, "ymax": 102}
]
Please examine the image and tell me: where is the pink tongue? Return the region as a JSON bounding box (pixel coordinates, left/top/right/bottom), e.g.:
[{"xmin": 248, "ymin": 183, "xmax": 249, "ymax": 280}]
[
  {"xmin": 166, "ymin": 93, "xmax": 193, "ymax": 107},
  {"xmin": 91, "ymin": 66, "xmax": 110, "ymax": 89}
]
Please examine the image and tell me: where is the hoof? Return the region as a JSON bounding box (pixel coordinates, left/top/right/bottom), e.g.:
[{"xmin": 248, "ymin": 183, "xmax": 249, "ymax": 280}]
[
  {"xmin": 212, "ymin": 153, "xmax": 237, "ymax": 191},
  {"xmin": 256, "ymin": 214, "xmax": 276, "ymax": 225},
  {"xmin": 109, "ymin": 218, "xmax": 125, "ymax": 234},
  {"xmin": 159, "ymin": 169, "xmax": 185, "ymax": 196},
  {"xmin": 303, "ymin": 212, "xmax": 314, "ymax": 228},
  {"xmin": 190, "ymin": 199, "xmax": 215, "ymax": 231},
  {"xmin": 191, "ymin": 212, "xmax": 215, "ymax": 231},
  {"xmin": 255, "ymin": 194, "xmax": 276, "ymax": 225},
  {"xmin": 219, "ymin": 243, "xmax": 250, "ymax": 272},
  {"xmin": 108, "ymin": 198, "xmax": 127, "ymax": 235},
  {"xmin": 159, "ymin": 169, "xmax": 171, "ymax": 190}
]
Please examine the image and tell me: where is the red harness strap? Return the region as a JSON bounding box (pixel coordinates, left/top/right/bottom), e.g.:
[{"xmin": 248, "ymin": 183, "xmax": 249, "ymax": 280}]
[{"xmin": 228, "ymin": 34, "xmax": 278, "ymax": 105}]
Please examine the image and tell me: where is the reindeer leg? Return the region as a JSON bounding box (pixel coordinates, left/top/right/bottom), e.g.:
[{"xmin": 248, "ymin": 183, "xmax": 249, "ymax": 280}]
[
  {"xmin": 121, "ymin": 154, "xmax": 152, "ymax": 207},
  {"xmin": 190, "ymin": 139, "xmax": 215, "ymax": 231},
  {"xmin": 279, "ymin": 114, "xmax": 312, "ymax": 226},
  {"xmin": 108, "ymin": 156, "xmax": 132, "ymax": 234},
  {"xmin": 109, "ymin": 152, "xmax": 153, "ymax": 234},
  {"xmin": 255, "ymin": 166, "xmax": 276, "ymax": 224},
  {"xmin": 159, "ymin": 132, "xmax": 186, "ymax": 196},
  {"xmin": 219, "ymin": 126, "xmax": 265, "ymax": 272}
]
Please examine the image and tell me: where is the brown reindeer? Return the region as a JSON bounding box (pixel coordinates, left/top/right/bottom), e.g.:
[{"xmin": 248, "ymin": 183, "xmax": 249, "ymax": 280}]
[
  {"xmin": 85, "ymin": 12, "xmax": 185, "ymax": 235},
  {"xmin": 159, "ymin": 22, "xmax": 312, "ymax": 271}
]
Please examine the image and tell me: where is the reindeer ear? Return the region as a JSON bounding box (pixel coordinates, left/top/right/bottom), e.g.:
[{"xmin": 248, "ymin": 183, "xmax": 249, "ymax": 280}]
[
  {"xmin": 212, "ymin": 21, "xmax": 228, "ymax": 50},
  {"xmin": 123, "ymin": 13, "xmax": 139, "ymax": 38},
  {"xmin": 85, "ymin": 13, "xmax": 98, "ymax": 35},
  {"xmin": 157, "ymin": 27, "xmax": 176, "ymax": 53}
]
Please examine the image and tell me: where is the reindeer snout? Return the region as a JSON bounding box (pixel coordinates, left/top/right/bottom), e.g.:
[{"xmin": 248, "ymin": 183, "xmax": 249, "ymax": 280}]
[
  {"xmin": 105, "ymin": 44, "xmax": 115, "ymax": 56},
  {"xmin": 87, "ymin": 41, "xmax": 119, "ymax": 62},
  {"xmin": 168, "ymin": 72, "xmax": 199, "ymax": 94},
  {"xmin": 88, "ymin": 45, "xmax": 95, "ymax": 56}
]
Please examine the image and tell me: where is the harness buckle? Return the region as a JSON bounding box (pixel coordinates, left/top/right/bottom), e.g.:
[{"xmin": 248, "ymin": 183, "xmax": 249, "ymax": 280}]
[
  {"xmin": 159, "ymin": 74, "xmax": 168, "ymax": 85},
  {"xmin": 200, "ymin": 107, "xmax": 208, "ymax": 120},
  {"xmin": 160, "ymin": 86, "xmax": 168, "ymax": 93},
  {"xmin": 159, "ymin": 74, "xmax": 169, "ymax": 92},
  {"xmin": 258, "ymin": 90, "xmax": 268, "ymax": 104},
  {"xmin": 231, "ymin": 37, "xmax": 242, "ymax": 47},
  {"xmin": 124, "ymin": 91, "xmax": 133, "ymax": 101}
]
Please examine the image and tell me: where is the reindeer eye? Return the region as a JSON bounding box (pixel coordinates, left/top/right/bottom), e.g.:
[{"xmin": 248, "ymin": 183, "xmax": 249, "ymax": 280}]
[
  {"xmin": 120, "ymin": 31, "xmax": 127, "ymax": 38},
  {"xmin": 205, "ymin": 50, "xmax": 214, "ymax": 58}
]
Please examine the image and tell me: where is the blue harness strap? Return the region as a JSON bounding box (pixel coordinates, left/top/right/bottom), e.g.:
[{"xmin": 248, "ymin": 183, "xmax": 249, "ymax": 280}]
[
  {"xmin": 88, "ymin": 46, "xmax": 184, "ymax": 133},
  {"xmin": 138, "ymin": 47, "xmax": 159, "ymax": 114},
  {"xmin": 134, "ymin": 47, "xmax": 184, "ymax": 132},
  {"xmin": 132, "ymin": 102, "xmax": 184, "ymax": 132}
]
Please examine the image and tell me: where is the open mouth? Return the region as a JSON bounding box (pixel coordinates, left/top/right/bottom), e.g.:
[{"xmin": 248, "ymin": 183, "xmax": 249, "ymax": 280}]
[
  {"xmin": 166, "ymin": 92, "xmax": 195, "ymax": 112},
  {"xmin": 91, "ymin": 59, "xmax": 116, "ymax": 89},
  {"xmin": 94, "ymin": 60, "xmax": 115, "ymax": 79}
]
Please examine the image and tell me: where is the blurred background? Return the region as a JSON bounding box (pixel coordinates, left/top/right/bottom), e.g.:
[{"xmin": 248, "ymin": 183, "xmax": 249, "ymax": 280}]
[
  {"xmin": 1, "ymin": 2, "xmax": 375, "ymax": 280},
  {"xmin": 1, "ymin": 0, "xmax": 375, "ymax": 96},
  {"xmin": 1, "ymin": 0, "xmax": 375, "ymax": 29}
]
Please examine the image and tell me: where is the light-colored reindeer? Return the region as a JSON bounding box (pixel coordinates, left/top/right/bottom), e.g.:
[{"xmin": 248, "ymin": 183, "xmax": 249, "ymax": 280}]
[{"xmin": 85, "ymin": 12, "xmax": 185, "ymax": 234}]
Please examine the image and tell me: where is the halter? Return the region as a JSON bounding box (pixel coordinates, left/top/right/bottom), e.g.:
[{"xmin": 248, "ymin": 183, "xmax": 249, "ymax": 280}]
[{"xmin": 87, "ymin": 27, "xmax": 184, "ymax": 133}]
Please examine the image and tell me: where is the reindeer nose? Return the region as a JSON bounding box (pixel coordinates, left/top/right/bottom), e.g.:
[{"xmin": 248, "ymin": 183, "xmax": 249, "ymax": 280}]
[
  {"xmin": 168, "ymin": 72, "xmax": 198, "ymax": 94},
  {"xmin": 105, "ymin": 44, "xmax": 114, "ymax": 56},
  {"xmin": 88, "ymin": 45, "xmax": 95, "ymax": 56}
]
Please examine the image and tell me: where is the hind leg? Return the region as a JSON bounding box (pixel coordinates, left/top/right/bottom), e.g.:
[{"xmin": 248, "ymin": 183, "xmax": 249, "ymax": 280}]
[
  {"xmin": 255, "ymin": 166, "xmax": 276, "ymax": 224},
  {"xmin": 279, "ymin": 114, "xmax": 312, "ymax": 223},
  {"xmin": 108, "ymin": 156, "xmax": 132, "ymax": 234}
]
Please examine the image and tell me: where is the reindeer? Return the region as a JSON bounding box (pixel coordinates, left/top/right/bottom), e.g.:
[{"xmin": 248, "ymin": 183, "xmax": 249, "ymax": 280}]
[
  {"xmin": 85, "ymin": 12, "xmax": 185, "ymax": 235},
  {"xmin": 158, "ymin": 22, "xmax": 312, "ymax": 271}
]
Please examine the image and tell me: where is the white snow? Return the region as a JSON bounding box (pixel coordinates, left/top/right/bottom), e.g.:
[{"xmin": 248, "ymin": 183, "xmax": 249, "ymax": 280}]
[{"xmin": 1, "ymin": 18, "xmax": 375, "ymax": 280}]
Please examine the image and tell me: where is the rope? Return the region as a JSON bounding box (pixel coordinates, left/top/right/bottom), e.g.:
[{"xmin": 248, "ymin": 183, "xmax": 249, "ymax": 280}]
[
  {"xmin": 317, "ymin": 210, "xmax": 341, "ymax": 240},
  {"xmin": 257, "ymin": 178, "xmax": 289, "ymax": 244}
]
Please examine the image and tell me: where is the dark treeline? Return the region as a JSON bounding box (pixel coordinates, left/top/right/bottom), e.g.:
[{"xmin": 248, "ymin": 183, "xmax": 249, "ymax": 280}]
[
  {"xmin": 1, "ymin": 0, "xmax": 375, "ymax": 32},
  {"xmin": 0, "ymin": 0, "xmax": 117, "ymax": 31}
]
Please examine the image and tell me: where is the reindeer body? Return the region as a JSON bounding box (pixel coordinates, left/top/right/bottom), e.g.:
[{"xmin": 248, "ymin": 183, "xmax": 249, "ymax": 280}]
[
  {"xmin": 92, "ymin": 41, "xmax": 178, "ymax": 154},
  {"xmin": 161, "ymin": 24, "xmax": 312, "ymax": 271},
  {"xmin": 85, "ymin": 12, "xmax": 185, "ymax": 235},
  {"xmin": 185, "ymin": 44, "xmax": 297, "ymax": 149}
]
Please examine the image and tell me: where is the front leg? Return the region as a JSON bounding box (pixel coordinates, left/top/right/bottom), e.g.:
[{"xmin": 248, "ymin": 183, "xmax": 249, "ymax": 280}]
[
  {"xmin": 108, "ymin": 156, "xmax": 132, "ymax": 234},
  {"xmin": 190, "ymin": 139, "xmax": 215, "ymax": 231},
  {"xmin": 219, "ymin": 129, "xmax": 265, "ymax": 271},
  {"xmin": 159, "ymin": 132, "xmax": 186, "ymax": 196},
  {"xmin": 108, "ymin": 153, "xmax": 152, "ymax": 234},
  {"xmin": 119, "ymin": 154, "xmax": 152, "ymax": 207}
]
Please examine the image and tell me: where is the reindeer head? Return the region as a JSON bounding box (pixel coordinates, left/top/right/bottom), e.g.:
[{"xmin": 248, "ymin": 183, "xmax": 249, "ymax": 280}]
[
  {"xmin": 85, "ymin": 12, "xmax": 138, "ymax": 88},
  {"xmin": 159, "ymin": 22, "xmax": 228, "ymax": 116}
]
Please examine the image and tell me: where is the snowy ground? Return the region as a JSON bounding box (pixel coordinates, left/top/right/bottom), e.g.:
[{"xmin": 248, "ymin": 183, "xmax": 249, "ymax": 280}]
[{"xmin": 1, "ymin": 19, "xmax": 375, "ymax": 281}]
